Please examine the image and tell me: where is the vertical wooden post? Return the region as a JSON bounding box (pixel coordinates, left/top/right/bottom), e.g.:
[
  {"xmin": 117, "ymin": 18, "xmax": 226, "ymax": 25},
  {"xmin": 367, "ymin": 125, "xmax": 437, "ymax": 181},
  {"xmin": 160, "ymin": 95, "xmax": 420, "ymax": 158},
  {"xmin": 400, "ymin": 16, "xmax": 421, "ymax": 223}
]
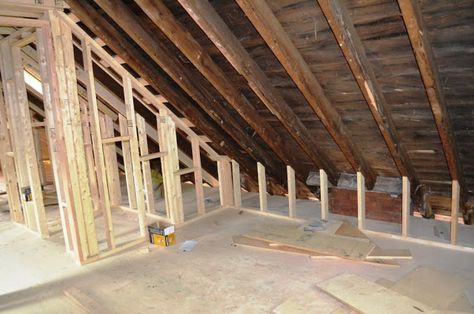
[
  {"xmin": 0, "ymin": 41, "xmax": 48, "ymax": 237},
  {"xmin": 119, "ymin": 114, "xmax": 137, "ymax": 209},
  {"xmin": 79, "ymin": 98, "xmax": 101, "ymax": 213},
  {"xmin": 101, "ymin": 114, "xmax": 122, "ymax": 206},
  {"xmin": 136, "ymin": 115, "xmax": 154, "ymax": 213},
  {"xmin": 257, "ymin": 162, "xmax": 267, "ymax": 211},
  {"xmin": 357, "ymin": 171, "xmax": 365, "ymax": 230},
  {"xmin": 217, "ymin": 157, "xmax": 233, "ymax": 207},
  {"xmin": 159, "ymin": 111, "xmax": 184, "ymax": 224},
  {"xmin": 191, "ymin": 137, "xmax": 205, "ymax": 214},
  {"xmin": 49, "ymin": 13, "xmax": 99, "ymax": 260},
  {"xmin": 287, "ymin": 165, "xmax": 296, "ymax": 217},
  {"xmin": 402, "ymin": 176, "xmax": 410, "ymax": 237},
  {"xmin": 231, "ymin": 159, "xmax": 241, "ymax": 208},
  {"xmin": 0, "ymin": 84, "xmax": 22, "ymax": 223},
  {"xmin": 451, "ymin": 180, "xmax": 459, "ymax": 245},
  {"xmin": 36, "ymin": 21, "xmax": 73, "ymax": 252},
  {"xmin": 81, "ymin": 39, "xmax": 114, "ymax": 250},
  {"xmin": 320, "ymin": 169, "xmax": 329, "ymax": 220},
  {"xmin": 32, "ymin": 127, "xmax": 47, "ymax": 185},
  {"xmin": 123, "ymin": 77, "xmax": 147, "ymax": 233}
]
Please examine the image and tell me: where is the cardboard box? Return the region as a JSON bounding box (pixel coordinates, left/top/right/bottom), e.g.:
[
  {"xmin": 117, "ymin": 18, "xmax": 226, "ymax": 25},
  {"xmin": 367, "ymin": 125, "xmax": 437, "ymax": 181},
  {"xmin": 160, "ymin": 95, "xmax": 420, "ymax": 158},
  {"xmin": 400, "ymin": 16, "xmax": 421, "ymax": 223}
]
[{"xmin": 147, "ymin": 222, "xmax": 176, "ymax": 247}]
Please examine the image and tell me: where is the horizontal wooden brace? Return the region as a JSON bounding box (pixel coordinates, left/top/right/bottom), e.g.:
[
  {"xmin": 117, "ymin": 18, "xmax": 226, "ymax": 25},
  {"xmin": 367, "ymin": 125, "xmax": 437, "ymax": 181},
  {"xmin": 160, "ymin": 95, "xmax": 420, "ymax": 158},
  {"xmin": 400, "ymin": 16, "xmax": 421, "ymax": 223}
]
[
  {"xmin": 5, "ymin": 151, "xmax": 14, "ymax": 158},
  {"xmin": 174, "ymin": 167, "xmax": 197, "ymax": 176},
  {"xmin": 101, "ymin": 135, "xmax": 130, "ymax": 144},
  {"xmin": 140, "ymin": 151, "xmax": 167, "ymax": 162},
  {"xmin": 31, "ymin": 121, "xmax": 45, "ymax": 128},
  {"xmin": 0, "ymin": 17, "xmax": 48, "ymax": 28}
]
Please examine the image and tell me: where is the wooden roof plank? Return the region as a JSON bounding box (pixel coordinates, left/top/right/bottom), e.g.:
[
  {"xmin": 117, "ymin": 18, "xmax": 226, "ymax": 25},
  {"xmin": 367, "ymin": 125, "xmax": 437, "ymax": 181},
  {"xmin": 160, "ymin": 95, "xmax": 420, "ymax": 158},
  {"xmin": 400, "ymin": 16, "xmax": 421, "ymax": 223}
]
[
  {"xmin": 134, "ymin": 0, "xmax": 312, "ymax": 190},
  {"xmin": 177, "ymin": 0, "xmax": 341, "ymax": 186},
  {"xmin": 237, "ymin": 0, "xmax": 377, "ymax": 189},
  {"xmin": 68, "ymin": 0, "xmax": 267, "ymax": 193},
  {"xmin": 398, "ymin": 0, "xmax": 467, "ymax": 196},
  {"xmin": 316, "ymin": 0, "xmax": 417, "ymax": 185},
  {"xmin": 92, "ymin": 0, "xmax": 292, "ymax": 192}
]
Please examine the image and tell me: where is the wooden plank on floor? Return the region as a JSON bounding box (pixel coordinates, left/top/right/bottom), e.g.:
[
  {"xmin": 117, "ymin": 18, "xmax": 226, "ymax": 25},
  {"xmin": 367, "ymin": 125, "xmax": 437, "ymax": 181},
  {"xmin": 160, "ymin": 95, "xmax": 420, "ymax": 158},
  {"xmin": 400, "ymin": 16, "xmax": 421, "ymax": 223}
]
[
  {"xmin": 245, "ymin": 224, "xmax": 375, "ymax": 260},
  {"xmin": 317, "ymin": 273, "xmax": 435, "ymax": 314},
  {"xmin": 388, "ymin": 266, "xmax": 471, "ymax": 311},
  {"xmin": 366, "ymin": 247, "xmax": 412, "ymax": 260}
]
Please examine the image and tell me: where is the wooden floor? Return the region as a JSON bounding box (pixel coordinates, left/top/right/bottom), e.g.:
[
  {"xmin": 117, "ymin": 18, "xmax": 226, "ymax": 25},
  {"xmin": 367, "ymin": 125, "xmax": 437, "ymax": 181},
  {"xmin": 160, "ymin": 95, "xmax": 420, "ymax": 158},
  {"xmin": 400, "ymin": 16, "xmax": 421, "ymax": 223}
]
[{"xmin": 1, "ymin": 188, "xmax": 474, "ymax": 313}]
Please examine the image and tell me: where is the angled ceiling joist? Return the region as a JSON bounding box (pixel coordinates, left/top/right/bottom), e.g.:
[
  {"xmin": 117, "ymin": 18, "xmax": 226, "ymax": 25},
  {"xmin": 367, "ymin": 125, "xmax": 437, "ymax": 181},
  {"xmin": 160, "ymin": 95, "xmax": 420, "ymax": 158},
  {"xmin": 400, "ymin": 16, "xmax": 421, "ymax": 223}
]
[
  {"xmin": 398, "ymin": 0, "xmax": 467, "ymax": 196},
  {"xmin": 236, "ymin": 0, "xmax": 377, "ymax": 189},
  {"xmin": 316, "ymin": 0, "xmax": 417, "ymax": 185},
  {"xmin": 91, "ymin": 0, "xmax": 292, "ymax": 192},
  {"xmin": 177, "ymin": 0, "xmax": 340, "ymax": 186},
  {"xmin": 133, "ymin": 0, "xmax": 312, "ymax": 191},
  {"xmin": 67, "ymin": 0, "xmax": 270, "ymax": 193}
]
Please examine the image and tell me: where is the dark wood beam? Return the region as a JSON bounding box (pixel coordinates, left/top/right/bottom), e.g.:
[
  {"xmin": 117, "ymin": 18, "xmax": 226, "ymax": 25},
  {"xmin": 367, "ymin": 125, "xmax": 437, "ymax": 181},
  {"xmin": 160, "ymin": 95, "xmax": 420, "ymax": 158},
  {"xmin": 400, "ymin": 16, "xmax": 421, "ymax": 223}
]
[
  {"xmin": 68, "ymin": 0, "xmax": 284, "ymax": 193},
  {"xmin": 134, "ymin": 0, "xmax": 315, "ymax": 192},
  {"xmin": 316, "ymin": 0, "xmax": 417, "ymax": 185},
  {"xmin": 398, "ymin": 0, "xmax": 466, "ymax": 196},
  {"xmin": 90, "ymin": 0, "xmax": 292, "ymax": 191},
  {"xmin": 237, "ymin": 0, "xmax": 377, "ymax": 189},
  {"xmin": 177, "ymin": 0, "xmax": 340, "ymax": 186}
]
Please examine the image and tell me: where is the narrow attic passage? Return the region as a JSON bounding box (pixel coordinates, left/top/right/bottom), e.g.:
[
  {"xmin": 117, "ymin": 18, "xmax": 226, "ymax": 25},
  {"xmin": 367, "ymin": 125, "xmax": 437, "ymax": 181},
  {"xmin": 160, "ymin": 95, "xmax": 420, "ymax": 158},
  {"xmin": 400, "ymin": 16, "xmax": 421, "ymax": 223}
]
[{"xmin": 0, "ymin": 0, "xmax": 473, "ymax": 313}]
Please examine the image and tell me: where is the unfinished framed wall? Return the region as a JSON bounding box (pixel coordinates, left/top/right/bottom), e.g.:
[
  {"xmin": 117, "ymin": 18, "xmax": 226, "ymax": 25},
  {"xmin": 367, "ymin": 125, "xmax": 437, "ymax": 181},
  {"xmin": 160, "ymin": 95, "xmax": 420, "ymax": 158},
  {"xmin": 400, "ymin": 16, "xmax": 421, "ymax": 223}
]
[{"xmin": 0, "ymin": 6, "xmax": 235, "ymax": 265}]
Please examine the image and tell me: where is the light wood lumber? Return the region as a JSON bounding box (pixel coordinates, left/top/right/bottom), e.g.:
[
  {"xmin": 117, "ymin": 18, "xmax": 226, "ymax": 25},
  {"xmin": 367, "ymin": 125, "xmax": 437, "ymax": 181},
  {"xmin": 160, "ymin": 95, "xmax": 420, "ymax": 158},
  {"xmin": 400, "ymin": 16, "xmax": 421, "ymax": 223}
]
[
  {"xmin": 320, "ymin": 169, "xmax": 329, "ymax": 220},
  {"xmin": 317, "ymin": 273, "xmax": 435, "ymax": 314},
  {"xmin": 287, "ymin": 166, "xmax": 296, "ymax": 218},
  {"xmin": 451, "ymin": 180, "xmax": 459, "ymax": 244},
  {"xmin": 257, "ymin": 162, "xmax": 268, "ymax": 212},
  {"xmin": 231, "ymin": 160, "xmax": 242, "ymax": 208},
  {"xmin": 191, "ymin": 137, "xmax": 205, "ymax": 215},
  {"xmin": 402, "ymin": 176, "xmax": 410, "ymax": 237},
  {"xmin": 137, "ymin": 115, "xmax": 154, "ymax": 214},
  {"xmin": 119, "ymin": 114, "xmax": 137, "ymax": 209},
  {"xmin": 357, "ymin": 172, "xmax": 365, "ymax": 230}
]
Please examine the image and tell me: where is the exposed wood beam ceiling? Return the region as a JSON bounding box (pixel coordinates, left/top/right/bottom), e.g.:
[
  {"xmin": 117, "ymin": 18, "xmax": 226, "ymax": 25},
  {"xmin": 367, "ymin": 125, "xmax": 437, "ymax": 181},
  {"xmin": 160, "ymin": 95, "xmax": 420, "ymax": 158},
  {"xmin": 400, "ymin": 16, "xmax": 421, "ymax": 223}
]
[
  {"xmin": 134, "ymin": 0, "xmax": 313, "ymax": 191},
  {"xmin": 91, "ymin": 0, "xmax": 304, "ymax": 194},
  {"xmin": 236, "ymin": 0, "xmax": 376, "ymax": 189},
  {"xmin": 176, "ymin": 0, "xmax": 342, "ymax": 186},
  {"xmin": 68, "ymin": 0, "xmax": 273, "ymax": 193},
  {"xmin": 315, "ymin": 0, "xmax": 417, "ymax": 185},
  {"xmin": 398, "ymin": 0, "xmax": 466, "ymax": 197}
]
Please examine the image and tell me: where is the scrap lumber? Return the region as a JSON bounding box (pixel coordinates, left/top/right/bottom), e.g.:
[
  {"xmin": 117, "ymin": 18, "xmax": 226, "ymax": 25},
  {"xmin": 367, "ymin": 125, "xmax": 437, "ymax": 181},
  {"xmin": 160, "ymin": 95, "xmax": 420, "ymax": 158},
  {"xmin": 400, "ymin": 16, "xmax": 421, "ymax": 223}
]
[
  {"xmin": 244, "ymin": 224, "xmax": 376, "ymax": 260},
  {"xmin": 232, "ymin": 235, "xmax": 398, "ymax": 267},
  {"xmin": 335, "ymin": 220, "xmax": 368, "ymax": 240},
  {"xmin": 317, "ymin": 273, "xmax": 435, "ymax": 314},
  {"xmin": 366, "ymin": 247, "xmax": 412, "ymax": 260},
  {"xmin": 387, "ymin": 266, "xmax": 472, "ymax": 311}
]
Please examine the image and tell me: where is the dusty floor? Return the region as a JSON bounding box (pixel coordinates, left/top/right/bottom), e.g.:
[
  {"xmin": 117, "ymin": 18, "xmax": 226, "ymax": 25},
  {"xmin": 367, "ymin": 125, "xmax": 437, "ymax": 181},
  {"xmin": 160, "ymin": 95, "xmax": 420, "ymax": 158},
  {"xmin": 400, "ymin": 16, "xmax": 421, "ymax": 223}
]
[{"xmin": 1, "ymin": 191, "xmax": 474, "ymax": 313}]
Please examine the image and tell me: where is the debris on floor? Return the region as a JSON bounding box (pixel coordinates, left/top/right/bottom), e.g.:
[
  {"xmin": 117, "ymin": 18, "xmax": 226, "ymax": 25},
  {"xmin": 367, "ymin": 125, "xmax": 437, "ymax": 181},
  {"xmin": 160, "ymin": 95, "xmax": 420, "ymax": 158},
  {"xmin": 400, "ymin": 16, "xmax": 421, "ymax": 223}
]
[
  {"xmin": 233, "ymin": 220, "xmax": 411, "ymax": 266},
  {"xmin": 179, "ymin": 240, "xmax": 198, "ymax": 252}
]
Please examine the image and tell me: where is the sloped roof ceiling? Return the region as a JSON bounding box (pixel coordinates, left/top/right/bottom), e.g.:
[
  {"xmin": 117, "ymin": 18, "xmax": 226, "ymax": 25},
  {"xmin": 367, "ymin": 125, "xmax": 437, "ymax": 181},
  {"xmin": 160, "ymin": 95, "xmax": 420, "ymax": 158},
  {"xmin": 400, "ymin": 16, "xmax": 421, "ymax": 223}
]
[{"xmin": 67, "ymin": 0, "xmax": 474, "ymax": 198}]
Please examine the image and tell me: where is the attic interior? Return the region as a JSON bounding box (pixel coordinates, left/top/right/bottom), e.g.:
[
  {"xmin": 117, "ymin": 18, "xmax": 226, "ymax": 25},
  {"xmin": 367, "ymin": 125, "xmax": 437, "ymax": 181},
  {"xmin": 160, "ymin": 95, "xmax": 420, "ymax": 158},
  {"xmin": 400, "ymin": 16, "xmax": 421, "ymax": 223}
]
[{"xmin": 0, "ymin": 0, "xmax": 473, "ymax": 312}]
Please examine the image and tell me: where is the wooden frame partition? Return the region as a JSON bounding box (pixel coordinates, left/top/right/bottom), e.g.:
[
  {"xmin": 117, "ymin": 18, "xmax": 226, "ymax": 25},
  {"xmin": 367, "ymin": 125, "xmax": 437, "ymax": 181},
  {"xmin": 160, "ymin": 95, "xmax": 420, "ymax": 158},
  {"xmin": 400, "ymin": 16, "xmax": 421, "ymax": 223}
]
[{"xmin": 0, "ymin": 8, "xmax": 234, "ymax": 265}]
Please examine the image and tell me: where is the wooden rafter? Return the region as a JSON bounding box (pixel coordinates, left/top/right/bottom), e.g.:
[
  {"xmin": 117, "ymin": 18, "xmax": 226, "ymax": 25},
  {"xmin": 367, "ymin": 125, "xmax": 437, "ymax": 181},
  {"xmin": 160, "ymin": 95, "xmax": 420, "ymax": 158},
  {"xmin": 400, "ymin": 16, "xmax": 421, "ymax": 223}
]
[
  {"xmin": 177, "ymin": 0, "xmax": 340, "ymax": 185},
  {"xmin": 236, "ymin": 0, "xmax": 377, "ymax": 189},
  {"xmin": 92, "ymin": 0, "xmax": 295, "ymax": 190},
  {"xmin": 68, "ymin": 0, "xmax": 282, "ymax": 194},
  {"xmin": 316, "ymin": 0, "xmax": 417, "ymax": 185},
  {"xmin": 398, "ymin": 0, "xmax": 466, "ymax": 196},
  {"xmin": 134, "ymin": 0, "xmax": 313, "ymax": 192}
]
